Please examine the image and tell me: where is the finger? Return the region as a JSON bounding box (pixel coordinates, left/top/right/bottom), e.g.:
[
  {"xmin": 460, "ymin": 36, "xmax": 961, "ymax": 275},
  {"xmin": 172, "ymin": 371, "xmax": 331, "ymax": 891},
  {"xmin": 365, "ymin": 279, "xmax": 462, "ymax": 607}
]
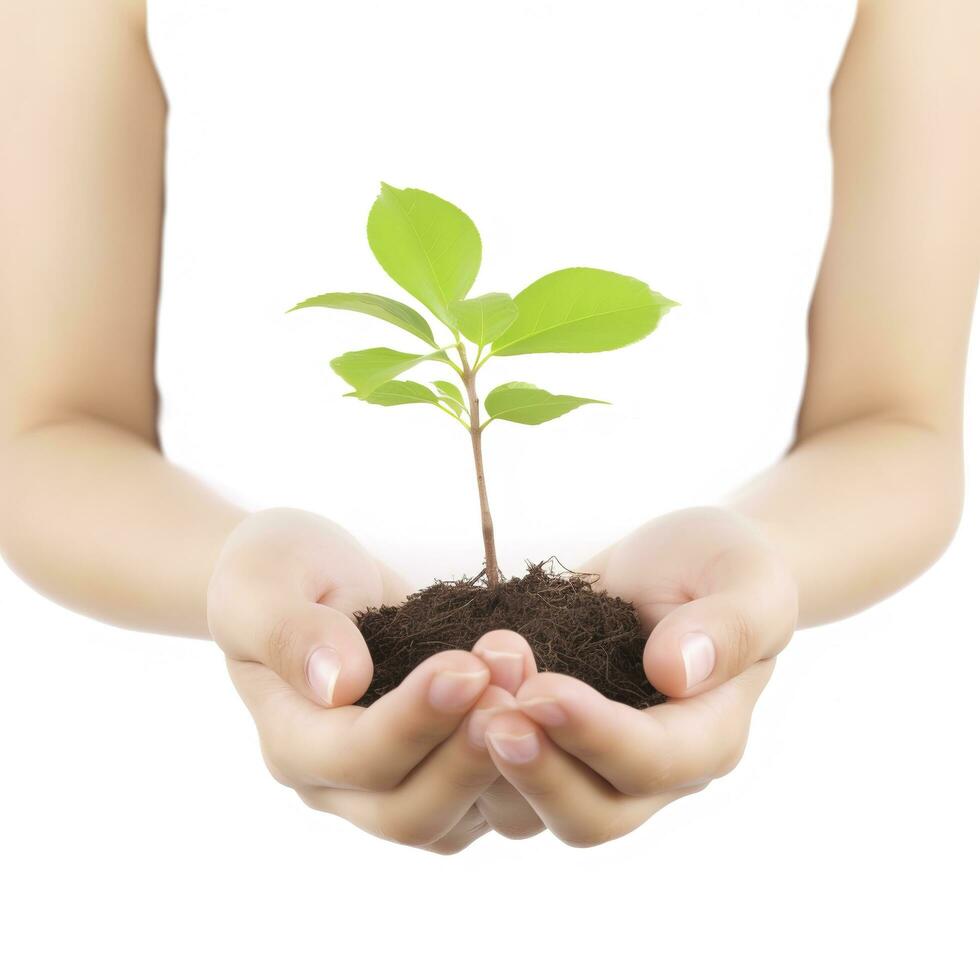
[
  {"xmin": 338, "ymin": 649, "xmax": 491, "ymax": 790},
  {"xmin": 293, "ymin": 563, "xmax": 408, "ymax": 703},
  {"xmin": 643, "ymin": 576, "xmax": 797, "ymax": 697},
  {"xmin": 515, "ymin": 664, "xmax": 773, "ymax": 796},
  {"xmin": 483, "ymin": 711, "xmax": 665, "ymax": 847},
  {"xmin": 421, "ymin": 806, "xmax": 492, "ymax": 856},
  {"xmin": 228, "ymin": 650, "xmax": 490, "ymax": 792},
  {"xmin": 475, "ymin": 777, "xmax": 546, "ymax": 840},
  {"xmin": 209, "ymin": 512, "xmax": 383, "ymax": 706},
  {"xmin": 308, "ymin": 687, "xmax": 512, "ymax": 848},
  {"xmin": 264, "ymin": 602, "xmax": 376, "ymax": 707},
  {"xmin": 226, "ymin": 658, "xmax": 363, "ymax": 789},
  {"xmin": 471, "ymin": 629, "xmax": 537, "ymax": 695},
  {"xmin": 464, "ymin": 691, "xmax": 545, "ymax": 838}
]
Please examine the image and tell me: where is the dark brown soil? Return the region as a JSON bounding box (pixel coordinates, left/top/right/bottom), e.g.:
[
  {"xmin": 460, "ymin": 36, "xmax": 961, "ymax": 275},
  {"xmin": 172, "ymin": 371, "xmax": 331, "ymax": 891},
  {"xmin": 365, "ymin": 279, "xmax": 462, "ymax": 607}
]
[{"xmin": 356, "ymin": 563, "xmax": 666, "ymax": 710}]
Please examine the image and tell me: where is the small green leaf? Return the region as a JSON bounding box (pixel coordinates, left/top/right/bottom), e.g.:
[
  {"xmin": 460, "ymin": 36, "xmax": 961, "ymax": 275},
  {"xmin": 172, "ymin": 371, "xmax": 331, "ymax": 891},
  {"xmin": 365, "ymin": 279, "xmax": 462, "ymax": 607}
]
[
  {"xmin": 433, "ymin": 379, "xmax": 467, "ymax": 416},
  {"xmin": 288, "ymin": 292, "xmax": 436, "ymax": 346},
  {"xmin": 449, "ymin": 293, "xmax": 518, "ymax": 347},
  {"xmin": 353, "ymin": 380, "xmax": 442, "ymax": 407},
  {"xmin": 367, "ymin": 184, "xmax": 482, "ymax": 326},
  {"xmin": 484, "ymin": 382, "xmax": 608, "ymax": 425},
  {"xmin": 330, "ymin": 347, "xmax": 450, "ymax": 397},
  {"xmin": 492, "ymin": 268, "xmax": 678, "ymax": 356}
]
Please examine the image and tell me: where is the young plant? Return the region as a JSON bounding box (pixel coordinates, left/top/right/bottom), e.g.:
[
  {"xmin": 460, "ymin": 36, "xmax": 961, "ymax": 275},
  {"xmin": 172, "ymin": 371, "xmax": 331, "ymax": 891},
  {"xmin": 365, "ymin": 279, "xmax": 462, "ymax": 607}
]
[{"xmin": 290, "ymin": 184, "xmax": 677, "ymax": 587}]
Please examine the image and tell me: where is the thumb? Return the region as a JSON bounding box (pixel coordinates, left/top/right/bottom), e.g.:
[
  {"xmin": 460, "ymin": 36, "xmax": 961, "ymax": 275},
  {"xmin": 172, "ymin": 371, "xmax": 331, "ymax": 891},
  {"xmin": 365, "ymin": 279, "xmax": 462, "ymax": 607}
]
[
  {"xmin": 206, "ymin": 508, "xmax": 386, "ymax": 706},
  {"xmin": 211, "ymin": 588, "xmax": 376, "ymax": 707},
  {"xmin": 643, "ymin": 585, "xmax": 797, "ymax": 698},
  {"xmin": 322, "ymin": 583, "xmax": 379, "ymax": 622},
  {"xmin": 273, "ymin": 595, "xmax": 376, "ymax": 707}
]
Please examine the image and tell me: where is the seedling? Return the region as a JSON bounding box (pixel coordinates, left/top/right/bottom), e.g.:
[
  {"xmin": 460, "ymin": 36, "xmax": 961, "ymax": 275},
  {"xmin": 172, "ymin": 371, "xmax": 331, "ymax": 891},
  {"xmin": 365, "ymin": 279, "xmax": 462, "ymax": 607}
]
[{"xmin": 290, "ymin": 184, "xmax": 677, "ymax": 589}]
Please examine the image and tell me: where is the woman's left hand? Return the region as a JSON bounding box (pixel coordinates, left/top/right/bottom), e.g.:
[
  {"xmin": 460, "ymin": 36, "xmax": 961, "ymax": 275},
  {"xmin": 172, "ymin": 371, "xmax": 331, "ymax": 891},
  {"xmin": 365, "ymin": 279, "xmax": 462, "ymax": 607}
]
[{"xmin": 479, "ymin": 507, "xmax": 799, "ymax": 847}]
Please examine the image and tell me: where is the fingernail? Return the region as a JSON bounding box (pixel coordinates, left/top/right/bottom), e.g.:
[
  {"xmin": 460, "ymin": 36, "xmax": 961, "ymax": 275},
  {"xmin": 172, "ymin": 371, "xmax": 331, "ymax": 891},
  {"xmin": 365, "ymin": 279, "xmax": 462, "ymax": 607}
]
[
  {"xmin": 429, "ymin": 670, "xmax": 488, "ymax": 712},
  {"xmin": 517, "ymin": 697, "xmax": 567, "ymax": 727},
  {"xmin": 681, "ymin": 632, "xmax": 716, "ymax": 689},
  {"xmin": 467, "ymin": 705, "xmax": 510, "ymax": 749},
  {"xmin": 307, "ymin": 647, "xmax": 342, "ymax": 705},
  {"xmin": 487, "ymin": 731, "xmax": 540, "ymax": 765},
  {"xmin": 478, "ymin": 649, "xmax": 525, "ymax": 692}
]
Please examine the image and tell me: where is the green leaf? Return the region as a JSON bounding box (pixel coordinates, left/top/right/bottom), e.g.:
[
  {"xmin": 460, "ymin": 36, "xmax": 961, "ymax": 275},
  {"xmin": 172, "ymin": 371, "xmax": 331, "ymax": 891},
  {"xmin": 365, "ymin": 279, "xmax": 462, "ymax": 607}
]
[
  {"xmin": 330, "ymin": 347, "xmax": 450, "ymax": 397},
  {"xmin": 367, "ymin": 183, "xmax": 482, "ymax": 326},
  {"xmin": 484, "ymin": 382, "xmax": 608, "ymax": 425},
  {"xmin": 288, "ymin": 292, "xmax": 436, "ymax": 346},
  {"xmin": 433, "ymin": 379, "xmax": 467, "ymax": 416},
  {"xmin": 449, "ymin": 293, "xmax": 518, "ymax": 347},
  {"xmin": 352, "ymin": 380, "xmax": 442, "ymax": 407},
  {"xmin": 491, "ymin": 268, "xmax": 678, "ymax": 356}
]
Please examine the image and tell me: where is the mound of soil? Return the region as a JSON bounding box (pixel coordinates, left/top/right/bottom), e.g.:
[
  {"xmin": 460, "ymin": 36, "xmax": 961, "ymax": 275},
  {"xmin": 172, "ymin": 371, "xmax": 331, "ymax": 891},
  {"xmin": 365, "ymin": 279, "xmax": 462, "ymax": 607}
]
[{"xmin": 355, "ymin": 563, "xmax": 665, "ymax": 710}]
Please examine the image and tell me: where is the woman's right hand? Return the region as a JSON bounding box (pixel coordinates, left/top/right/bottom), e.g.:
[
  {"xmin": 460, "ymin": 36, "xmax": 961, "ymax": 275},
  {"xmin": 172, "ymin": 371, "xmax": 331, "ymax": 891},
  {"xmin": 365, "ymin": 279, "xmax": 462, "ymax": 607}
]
[{"xmin": 207, "ymin": 509, "xmax": 530, "ymax": 853}]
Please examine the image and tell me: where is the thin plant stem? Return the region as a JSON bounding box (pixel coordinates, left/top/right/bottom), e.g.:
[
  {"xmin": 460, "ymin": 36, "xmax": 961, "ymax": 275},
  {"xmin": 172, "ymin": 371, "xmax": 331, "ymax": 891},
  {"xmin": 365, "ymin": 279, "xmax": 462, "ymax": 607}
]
[{"xmin": 457, "ymin": 344, "xmax": 500, "ymax": 586}]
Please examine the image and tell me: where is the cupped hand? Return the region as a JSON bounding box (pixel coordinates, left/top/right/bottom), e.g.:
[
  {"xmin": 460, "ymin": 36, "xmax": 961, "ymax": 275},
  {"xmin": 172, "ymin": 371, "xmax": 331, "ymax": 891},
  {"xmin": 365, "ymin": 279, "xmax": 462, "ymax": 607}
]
[
  {"xmin": 476, "ymin": 507, "xmax": 799, "ymax": 847},
  {"xmin": 208, "ymin": 508, "xmax": 537, "ymax": 852}
]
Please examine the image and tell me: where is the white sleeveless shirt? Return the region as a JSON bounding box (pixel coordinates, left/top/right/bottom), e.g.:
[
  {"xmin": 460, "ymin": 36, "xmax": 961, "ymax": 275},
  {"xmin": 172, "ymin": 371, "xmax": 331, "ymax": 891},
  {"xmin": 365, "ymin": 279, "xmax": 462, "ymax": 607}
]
[{"xmin": 147, "ymin": 1, "xmax": 857, "ymax": 583}]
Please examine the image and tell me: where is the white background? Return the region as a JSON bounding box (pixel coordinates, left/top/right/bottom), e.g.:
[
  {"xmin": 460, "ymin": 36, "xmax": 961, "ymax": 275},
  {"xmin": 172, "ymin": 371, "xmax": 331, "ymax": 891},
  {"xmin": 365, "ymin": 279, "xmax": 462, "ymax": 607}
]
[{"xmin": 2, "ymin": 1, "xmax": 978, "ymax": 977}]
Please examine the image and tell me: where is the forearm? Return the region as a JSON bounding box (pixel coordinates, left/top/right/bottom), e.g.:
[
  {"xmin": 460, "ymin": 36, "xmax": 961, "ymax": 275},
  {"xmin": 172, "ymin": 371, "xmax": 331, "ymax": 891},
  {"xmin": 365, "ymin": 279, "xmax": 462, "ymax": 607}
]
[
  {"xmin": 0, "ymin": 417, "xmax": 245, "ymax": 637},
  {"xmin": 730, "ymin": 414, "xmax": 964, "ymax": 627}
]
